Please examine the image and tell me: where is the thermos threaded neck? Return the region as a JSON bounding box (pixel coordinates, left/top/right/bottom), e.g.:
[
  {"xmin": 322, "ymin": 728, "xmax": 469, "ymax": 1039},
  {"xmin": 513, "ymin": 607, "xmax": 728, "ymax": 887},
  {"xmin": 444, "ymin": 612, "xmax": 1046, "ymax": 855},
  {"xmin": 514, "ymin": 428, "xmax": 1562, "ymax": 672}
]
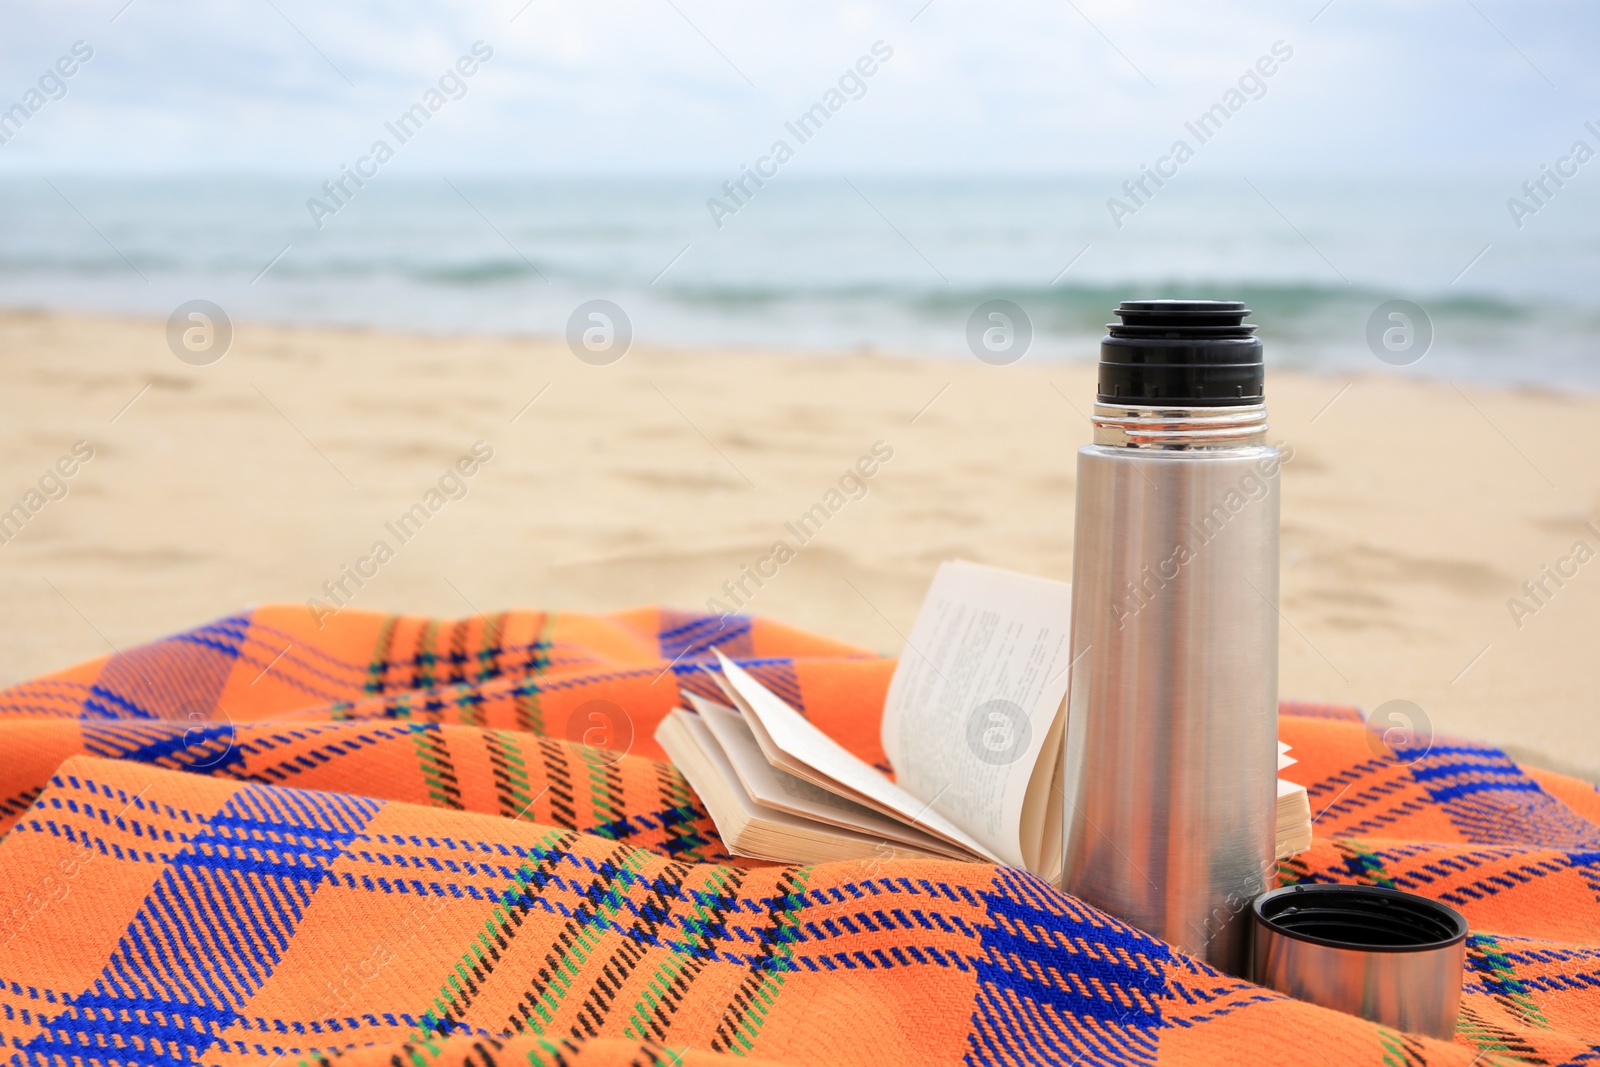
[{"xmin": 1092, "ymin": 401, "xmax": 1269, "ymax": 449}]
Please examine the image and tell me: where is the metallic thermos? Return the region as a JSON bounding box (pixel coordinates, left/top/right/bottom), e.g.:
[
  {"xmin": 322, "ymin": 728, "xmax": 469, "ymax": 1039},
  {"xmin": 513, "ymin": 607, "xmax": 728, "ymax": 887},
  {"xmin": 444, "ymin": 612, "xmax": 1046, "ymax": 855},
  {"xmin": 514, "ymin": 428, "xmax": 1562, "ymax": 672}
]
[{"xmin": 1062, "ymin": 299, "xmax": 1280, "ymax": 976}]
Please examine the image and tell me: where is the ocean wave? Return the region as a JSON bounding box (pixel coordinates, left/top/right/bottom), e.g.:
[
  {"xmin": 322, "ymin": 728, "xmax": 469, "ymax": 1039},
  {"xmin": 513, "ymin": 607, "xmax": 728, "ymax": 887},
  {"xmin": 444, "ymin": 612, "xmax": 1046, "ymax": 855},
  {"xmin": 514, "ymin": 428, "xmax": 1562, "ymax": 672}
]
[
  {"xmin": 653, "ymin": 280, "xmax": 1564, "ymax": 330},
  {"xmin": 1, "ymin": 174, "xmax": 1596, "ymax": 387}
]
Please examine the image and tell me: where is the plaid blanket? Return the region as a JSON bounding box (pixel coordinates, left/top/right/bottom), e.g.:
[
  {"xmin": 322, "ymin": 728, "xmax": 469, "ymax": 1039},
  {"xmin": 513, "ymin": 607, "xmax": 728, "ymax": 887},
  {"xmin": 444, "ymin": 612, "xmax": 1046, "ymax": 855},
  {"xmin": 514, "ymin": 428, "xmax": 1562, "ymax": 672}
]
[{"xmin": 0, "ymin": 605, "xmax": 1595, "ymax": 1067}]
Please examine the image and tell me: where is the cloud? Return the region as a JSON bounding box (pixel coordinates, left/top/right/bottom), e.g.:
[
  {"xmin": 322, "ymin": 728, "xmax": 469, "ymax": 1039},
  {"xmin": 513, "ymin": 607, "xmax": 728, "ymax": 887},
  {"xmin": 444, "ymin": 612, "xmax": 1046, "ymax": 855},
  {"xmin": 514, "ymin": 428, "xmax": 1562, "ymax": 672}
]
[{"xmin": 0, "ymin": 0, "xmax": 1594, "ymax": 174}]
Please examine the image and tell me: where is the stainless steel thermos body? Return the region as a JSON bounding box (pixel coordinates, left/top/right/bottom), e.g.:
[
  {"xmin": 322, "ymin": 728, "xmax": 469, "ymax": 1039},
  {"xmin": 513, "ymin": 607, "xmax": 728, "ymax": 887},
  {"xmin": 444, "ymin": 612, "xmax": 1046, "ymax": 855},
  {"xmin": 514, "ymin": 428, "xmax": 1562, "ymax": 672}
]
[
  {"xmin": 1063, "ymin": 438, "xmax": 1280, "ymax": 973},
  {"xmin": 1061, "ymin": 300, "xmax": 1280, "ymax": 977}
]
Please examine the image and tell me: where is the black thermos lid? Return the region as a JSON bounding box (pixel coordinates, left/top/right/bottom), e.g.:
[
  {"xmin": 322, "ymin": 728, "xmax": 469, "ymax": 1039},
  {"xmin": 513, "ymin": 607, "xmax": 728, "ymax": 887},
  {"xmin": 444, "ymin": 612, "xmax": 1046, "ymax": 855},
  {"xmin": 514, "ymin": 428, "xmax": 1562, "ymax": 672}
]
[{"xmin": 1099, "ymin": 299, "xmax": 1264, "ymax": 407}]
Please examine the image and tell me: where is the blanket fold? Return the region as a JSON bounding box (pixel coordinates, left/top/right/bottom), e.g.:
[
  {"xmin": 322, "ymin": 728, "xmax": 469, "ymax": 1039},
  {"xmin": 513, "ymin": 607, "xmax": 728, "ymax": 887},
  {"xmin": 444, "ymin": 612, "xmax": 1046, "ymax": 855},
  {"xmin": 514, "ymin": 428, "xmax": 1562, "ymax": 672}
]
[{"xmin": 0, "ymin": 605, "xmax": 1595, "ymax": 1067}]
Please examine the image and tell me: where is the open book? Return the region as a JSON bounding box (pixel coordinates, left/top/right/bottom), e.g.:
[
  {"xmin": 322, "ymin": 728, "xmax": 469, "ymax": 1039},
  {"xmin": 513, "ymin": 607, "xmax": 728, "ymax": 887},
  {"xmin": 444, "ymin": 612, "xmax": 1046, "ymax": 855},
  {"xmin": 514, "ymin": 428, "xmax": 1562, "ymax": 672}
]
[
  {"xmin": 1278, "ymin": 742, "xmax": 1313, "ymax": 858},
  {"xmin": 657, "ymin": 560, "xmax": 1313, "ymax": 878}
]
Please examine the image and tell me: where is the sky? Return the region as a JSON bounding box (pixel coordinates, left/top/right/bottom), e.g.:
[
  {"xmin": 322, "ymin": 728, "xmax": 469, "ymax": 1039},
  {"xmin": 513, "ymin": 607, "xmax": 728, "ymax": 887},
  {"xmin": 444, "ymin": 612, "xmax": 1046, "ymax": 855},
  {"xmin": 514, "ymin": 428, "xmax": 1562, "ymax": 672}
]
[{"xmin": 0, "ymin": 0, "xmax": 1596, "ymax": 179}]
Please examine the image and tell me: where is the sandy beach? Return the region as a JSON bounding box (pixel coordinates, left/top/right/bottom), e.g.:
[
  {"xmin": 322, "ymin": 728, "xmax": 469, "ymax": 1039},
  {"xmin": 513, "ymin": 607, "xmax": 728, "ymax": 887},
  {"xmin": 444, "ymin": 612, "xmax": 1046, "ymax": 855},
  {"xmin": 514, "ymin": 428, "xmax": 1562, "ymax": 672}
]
[{"xmin": 2, "ymin": 308, "xmax": 1596, "ymax": 780}]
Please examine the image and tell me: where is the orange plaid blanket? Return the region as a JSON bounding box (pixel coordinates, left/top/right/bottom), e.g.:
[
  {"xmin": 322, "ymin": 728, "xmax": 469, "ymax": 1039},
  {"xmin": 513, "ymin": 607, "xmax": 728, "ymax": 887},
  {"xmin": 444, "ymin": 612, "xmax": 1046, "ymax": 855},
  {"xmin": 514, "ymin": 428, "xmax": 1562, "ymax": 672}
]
[{"xmin": 0, "ymin": 605, "xmax": 1596, "ymax": 1067}]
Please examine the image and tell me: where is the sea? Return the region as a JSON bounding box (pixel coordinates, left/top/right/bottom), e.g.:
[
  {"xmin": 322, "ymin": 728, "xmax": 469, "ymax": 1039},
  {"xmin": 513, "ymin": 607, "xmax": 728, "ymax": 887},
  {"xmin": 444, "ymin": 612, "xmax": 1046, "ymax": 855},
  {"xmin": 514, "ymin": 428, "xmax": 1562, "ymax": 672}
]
[{"xmin": 2, "ymin": 173, "xmax": 1596, "ymax": 388}]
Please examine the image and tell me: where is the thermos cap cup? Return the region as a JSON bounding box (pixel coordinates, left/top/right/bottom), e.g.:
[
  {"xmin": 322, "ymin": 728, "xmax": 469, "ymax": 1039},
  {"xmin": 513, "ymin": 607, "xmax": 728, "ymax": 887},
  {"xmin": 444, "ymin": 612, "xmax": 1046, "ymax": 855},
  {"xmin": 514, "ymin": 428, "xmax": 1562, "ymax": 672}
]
[
  {"xmin": 1100, "ymin": 299, "xmax": 1264, "ymax": 407},
  {"xmin": 1251, "ymin": 884, "xmax": 1468, "ymax": 1039}
]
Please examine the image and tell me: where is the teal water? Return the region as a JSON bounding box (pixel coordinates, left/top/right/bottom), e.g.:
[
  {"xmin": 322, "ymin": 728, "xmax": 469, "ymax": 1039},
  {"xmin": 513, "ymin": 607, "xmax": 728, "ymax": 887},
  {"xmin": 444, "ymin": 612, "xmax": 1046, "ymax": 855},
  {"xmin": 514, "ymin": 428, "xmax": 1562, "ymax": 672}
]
[{"xmin": 3, "ymin": 174, "xmax": 1596, "ymax": 387}]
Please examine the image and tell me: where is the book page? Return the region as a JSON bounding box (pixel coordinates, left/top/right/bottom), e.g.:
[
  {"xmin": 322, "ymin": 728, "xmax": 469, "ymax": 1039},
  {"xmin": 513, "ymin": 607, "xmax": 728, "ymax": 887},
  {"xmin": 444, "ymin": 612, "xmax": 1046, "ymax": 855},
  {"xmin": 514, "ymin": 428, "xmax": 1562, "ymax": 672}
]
[
  {"xmin": 658, "ymin": 710, "xmax": 954, "ymax": 865},
  {"xmin": 714, "ymin": 652, "xmax": 1000, "ymax": 863},
  {"xmin": 687, "ymin": 693, "xmax": 964, "ymax": 858},
  {"xmin": 879, "ymin": 560, "xmax": 1074, "ymax": 870},
  {"xmin": 659, "ymin": 711, "xmax": 869, "ymax": 847}
]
